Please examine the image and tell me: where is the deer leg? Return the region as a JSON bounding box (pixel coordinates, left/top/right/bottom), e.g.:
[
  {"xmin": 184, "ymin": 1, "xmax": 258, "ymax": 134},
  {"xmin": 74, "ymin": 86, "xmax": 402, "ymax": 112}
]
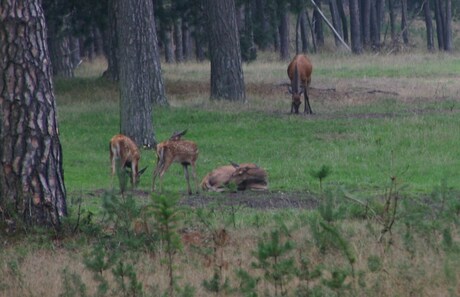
[
  {"xmin": 304, "ymin": 89, "xmax": 313, "ymax": 114},
  {"xmin": 191, "ymin": 163, "xmax": 199, "ymax": 194},
  {"xmin": 152, "ymin": 159, "xmax": 165, "ymax": 192},
  {"xmin": 183, "ymin": 164, "xmax": 192, "ymax": 195}
]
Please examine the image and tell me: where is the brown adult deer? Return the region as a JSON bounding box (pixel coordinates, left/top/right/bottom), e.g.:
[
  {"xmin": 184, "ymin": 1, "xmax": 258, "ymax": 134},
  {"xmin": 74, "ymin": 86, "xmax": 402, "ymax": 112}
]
[
  {"xmin": 109, "ymin": 134, "xmax": 147, "ymax": 192},
  {"xmin": 201, "ymin": 162, "xmax": 268, "ymax": 192},
  {"xmin": 287, "ymin": 54, "xmax": 313, "ymax": 114},
  {"xmin": 152, "ymin": 130, "xmax": 199, "ymax": 195}
]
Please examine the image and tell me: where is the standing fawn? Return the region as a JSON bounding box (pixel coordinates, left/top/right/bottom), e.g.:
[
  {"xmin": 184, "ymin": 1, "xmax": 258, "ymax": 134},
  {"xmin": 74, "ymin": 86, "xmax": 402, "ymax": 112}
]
[
  {"xmin": 109, "ymin": 134, "xmax": 147, "ymax": 193},
  {"xmin": 152, "ymin": 130, "xmax": 199, "ymax": 195}
]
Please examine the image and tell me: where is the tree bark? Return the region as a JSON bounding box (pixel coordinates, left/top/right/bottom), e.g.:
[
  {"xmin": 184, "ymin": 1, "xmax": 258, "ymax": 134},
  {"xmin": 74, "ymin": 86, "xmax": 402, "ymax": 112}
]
[
  {"xmin": 337, "ymin": 0, "xmax": 349, "ymax": 44},
  {"xmin": 174, "ymin": 19, "xmax": 184, "ymax": 63},
  {"xmin": 423, "ymin": 0, "xmax": 434, "ymax": 51},
  {"xmin": 103, "ymin": 0, "xmax": 119, "ymax": 81},
  {"xmin": 434, "ymin": 0, "xmax": 445, "ymax": 50},
  {"xmin": 299, "ymin": 9, "xmax": 311, "ymax": 53},
  {"xmin": 278, "ymin": 3, "xmax": 290, "ymax": 60},
  {"xmin": 443, "ymin": 0, "xmax": 453, "ymax": 51},
  {"xmin": 204, "ymin": 0, "xmax": 246, "ymax": 101},
  {"xmin": 361, "ymin": 0, "xmax": 371, "ymax": 48},
  {"xmin": 116, "ymin": 0, "xmax": 167, "ymax": 148},
  {"xmin": 401, "ymin": 0, "xmax": 409, "ymax": 45},
  {"xmin": 349, "ymin": 0, "xmax": 363, "ymax": 53},
  {"xmin": 313, "ymin": 0, "xmax": 325, "ymax": 47},
  {"xmin": 388, "ymin": 0, "xmax": 397, "ymax": 45},
  {"xmin": 0, "ymin": 0, "xmax": 67, "ymax": 228},
  {"xmin": 329, "ymin": 0, "xmax": 343, "ymax": 48}
]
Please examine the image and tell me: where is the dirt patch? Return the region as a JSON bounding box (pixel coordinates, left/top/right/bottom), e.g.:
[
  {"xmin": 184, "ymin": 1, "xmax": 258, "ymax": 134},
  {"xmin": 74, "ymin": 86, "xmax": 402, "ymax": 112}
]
[{"xmin": 87, "ymin": 189, "xmax": 320, "ymax": 210}]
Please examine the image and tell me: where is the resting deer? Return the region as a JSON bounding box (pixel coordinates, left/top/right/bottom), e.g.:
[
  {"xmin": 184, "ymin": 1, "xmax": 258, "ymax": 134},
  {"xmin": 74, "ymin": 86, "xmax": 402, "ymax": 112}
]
[
  {"xmin": 201, "ymin": 162, "xmax": 268, "ymax": 192},
  {"xmin": 152, "ymin": 130, "xmax": 199, "ymax": 195},
  {"xmin": 287, "ymin": 54, "xmax": 313, "ymax": 114},
  {"xmin": 109, "ymin": 134, "xmax": 147, "ymax": 193}
]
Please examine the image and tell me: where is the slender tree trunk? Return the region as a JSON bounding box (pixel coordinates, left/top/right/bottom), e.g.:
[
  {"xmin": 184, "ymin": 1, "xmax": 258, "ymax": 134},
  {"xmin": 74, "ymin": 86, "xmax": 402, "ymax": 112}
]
[
  {"xmin": 299, "ymin": 8, "xmax": 311, "ymax": 53},
  {"xmin": 164, "ymin": 28, "xmax": 175, "ymax": 63},
  {"xmin": 401, "ymin": 0, "xmax": 409, "ymax": 45},
  {"xmin": 174, "ymin": 19, "xmax": 184, "ymax": 63},
  {"xmin": 313, "ymin": 0, "xmax": 325, "ymax": 47},
  {"xmin": 278, "ymin": 3, "xmax": 290, "ymax": 60},
  {"xmin": 370, "ymin": 0, "xmax": 381, "ymax": 49},
  {"xmin": 423, "ymin": 0, "xmax": 434, "ymax": 51},
  {"xmin": 204, "ymin": 0, "xmax": 246, "ymax": 101},
  {"xmin": 0, "ymin": 0, "xmax": 67, "ymax": 228},
  {"xmin": 388, "ymin": 0, "xmax": 397, "ymax": 45},
  {"xmin": 434, "ymin": 0, "xmax": 445, "ymax": 50},
  {"xmin": 182, "ymin": 21, "xmax": 193, "ymax": 61},
  {"xmin": 116, "ymin": 0, "xmax": 167, "ymax": 148},
  {"xmin": 349, "ymin": 0, "xmax": 363, "ymax": 53},
  {"xmin": 70, "ymin": 36, "xmax": 81, "ymax": 69},
  {"xmin": 361, "ymin": 0, "xmax": 371, "ymax": 48},
  {"xmin": 443, "ymin": 0, "xmax": 453, "ymax": 51},
  {"xmin": 337, "ymin": 0, "xmax": 349, "ymax": 43},
  {"xmin": 103, "ymin": 0, "xmax": 119, "ymax": 81},
  {"xmin": 329, "ymin": 0, "xmax": 343, "ymax": 48}
]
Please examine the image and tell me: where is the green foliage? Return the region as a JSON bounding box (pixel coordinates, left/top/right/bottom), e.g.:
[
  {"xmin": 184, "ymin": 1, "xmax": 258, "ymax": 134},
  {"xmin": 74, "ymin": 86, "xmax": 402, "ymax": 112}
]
[
  {"xmin": 83, "ymin": 244, "xmax": 114, "ymax": 296},
  {"xmin": 59, "ymin": 267, "xmax": 88, "ymax": 297},
  {"xmin": 151, "ymin": 193, "xmax": 183, "ymax": 297},
  {"xmin": 310, "ymin": 165, "xmax": 332, "ymax": 192},
  {"xmin": 202, "ymin": 269, "xmax": 231, "ymax": 296},
  {"xmin": 366, "ymin": 255, "xmax": 382, "ymax": 273},
  {"xmin": 251, "ymin": 229, "xmax": 296, "ymax": 296},
  {"xmin": 111, "ymin": 261, "xmax": 144, "ymax": 297},
  {"xmin": 234, "ymin": 269, "xmax": 259, "ymax": 297}
]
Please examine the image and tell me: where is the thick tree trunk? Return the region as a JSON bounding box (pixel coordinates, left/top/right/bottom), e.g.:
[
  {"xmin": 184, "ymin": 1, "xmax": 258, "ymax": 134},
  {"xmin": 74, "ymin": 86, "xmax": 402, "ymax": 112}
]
[
  {"xmin": 0, "ymin": 0, "xmax": 67, "ymax": 228},
  {"xmin": 204, "ymin": 0, "xmax": 246, "ymax": 101},
  {"xmin": 116, "ymin": 0, "xmax": 167, "ymax": 148}
]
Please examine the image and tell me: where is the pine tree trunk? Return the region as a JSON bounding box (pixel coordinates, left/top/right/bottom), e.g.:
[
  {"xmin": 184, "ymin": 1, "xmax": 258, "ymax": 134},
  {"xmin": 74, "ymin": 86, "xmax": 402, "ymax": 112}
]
[
  {"xmin": 443, "ymin": 0, "xmax": 453, "ymax": 51},
  {"xmin": 181, "ymin": 21, "xmax": 193, "ymax": 61},
  {"xmin": 434, "ymin": 0, "xmax": 445, "ymax": 50},
  {"xmin": 337, "ymin": 0, "xmax": 349, "ymax": 44},
  {"xmin": 299, "ymin": 9, "xmax": 310, "ymax": 53},
  {"xmin": 116, "ymin": 0, "xmax": 167, "ymax": 147},
  {"xmin": 388, "ymin": 0, "xmax": 397, "ymax": 45},
  {"xmin": 401, "ymin": 0, "xmax": 409, "ymax": 45},
  {"xmin": 349, "ymin": 0, "xmax": 363, "ymax": 53},
  {"xmin": 103, "ymin": 0, "xmax": 119, "ymax": 81},
  {"xmin": 174, "ymin": 19, "xmax": 184, "ymax": 63},
  {"xmin": 329, "ymin": 0, "xmax": 343, "ymax": 48},
  {"xmin": 424, "ymin": 0, "xmax": 434, "ymax": 51},
  {"xmin": 278, "ymin": 4, "xmax": 290, "ymax": 61},
  {"xmin": 361, "ymin": 0, "xmax": 371, "ymax": 48},
  {"xmin": 0, "ymin": 0, "xmax": 67, "ymax": 228},
  {"xmin": 204, "ymin": 0, "xmax": 246, "ymax": 101},
  {"xmin": 313, "ymin": 0, "xmax": 325, "ymax": 47}
]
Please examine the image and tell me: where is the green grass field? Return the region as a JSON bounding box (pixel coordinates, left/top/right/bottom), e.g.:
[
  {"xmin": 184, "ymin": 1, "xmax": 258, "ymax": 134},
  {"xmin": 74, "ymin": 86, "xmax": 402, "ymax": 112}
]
[{"xmin": 57, "ymin": 53, "xmax": 460, "ymax": 197}]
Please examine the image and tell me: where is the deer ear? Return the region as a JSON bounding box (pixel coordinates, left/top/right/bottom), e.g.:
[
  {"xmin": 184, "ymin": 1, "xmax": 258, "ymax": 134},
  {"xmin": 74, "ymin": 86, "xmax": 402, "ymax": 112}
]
[
  {"xmin": 138, "ymin": 166, "xmax": 148, "ymax": 176},
  {"xmin": 230, "ymin": 161, "xmax": 239, "ymax": 168}
]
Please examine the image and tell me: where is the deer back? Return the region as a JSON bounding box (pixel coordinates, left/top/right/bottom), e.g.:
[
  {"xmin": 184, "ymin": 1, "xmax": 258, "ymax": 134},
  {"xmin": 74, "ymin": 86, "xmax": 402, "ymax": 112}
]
[
  {"xmin": 287, "ymin": 54, "xmax": 313, "ymax": 89},
  {"xmin": 110, "ymin": 134, "xmax": 140, "ymax": 165},
  {"xmin": 156, "ymin": 139, "xmax": 198, "ymax": 165}
]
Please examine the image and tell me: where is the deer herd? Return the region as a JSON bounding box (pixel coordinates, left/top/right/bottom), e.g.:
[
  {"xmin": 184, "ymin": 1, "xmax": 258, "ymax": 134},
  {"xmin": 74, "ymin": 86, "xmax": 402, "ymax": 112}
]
[{"xmin": 109, "ymin": 54, "xmax": 313, "ymax": 195}]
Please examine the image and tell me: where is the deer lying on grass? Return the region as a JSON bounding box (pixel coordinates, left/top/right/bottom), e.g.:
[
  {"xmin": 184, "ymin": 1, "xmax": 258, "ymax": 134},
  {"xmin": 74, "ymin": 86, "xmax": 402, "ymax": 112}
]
[
  {"xmin": 287, "ymin": 54, "xmax": 313, "ymax": 114},
  {"xmin": 201, "ymin": 162, "xmax": 268, "ymax": 192},
  {"xmin": 152, "ymin": 130, "xmax": 199, "ymax": 195},
  {"xmin": 109, "ymin": 134, "xmax": 147, "ymax": 193}
]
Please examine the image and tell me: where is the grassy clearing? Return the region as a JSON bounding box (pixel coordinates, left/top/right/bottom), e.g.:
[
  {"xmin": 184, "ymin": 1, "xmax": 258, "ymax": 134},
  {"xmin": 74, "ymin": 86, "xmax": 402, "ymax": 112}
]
[
  {"xmin": 1, "ymin": 53, "xmax": 460, "ymax": 297},
  {"xmin": 57, "ymin": 54, "xmax": 460, "ymax": 196}
]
